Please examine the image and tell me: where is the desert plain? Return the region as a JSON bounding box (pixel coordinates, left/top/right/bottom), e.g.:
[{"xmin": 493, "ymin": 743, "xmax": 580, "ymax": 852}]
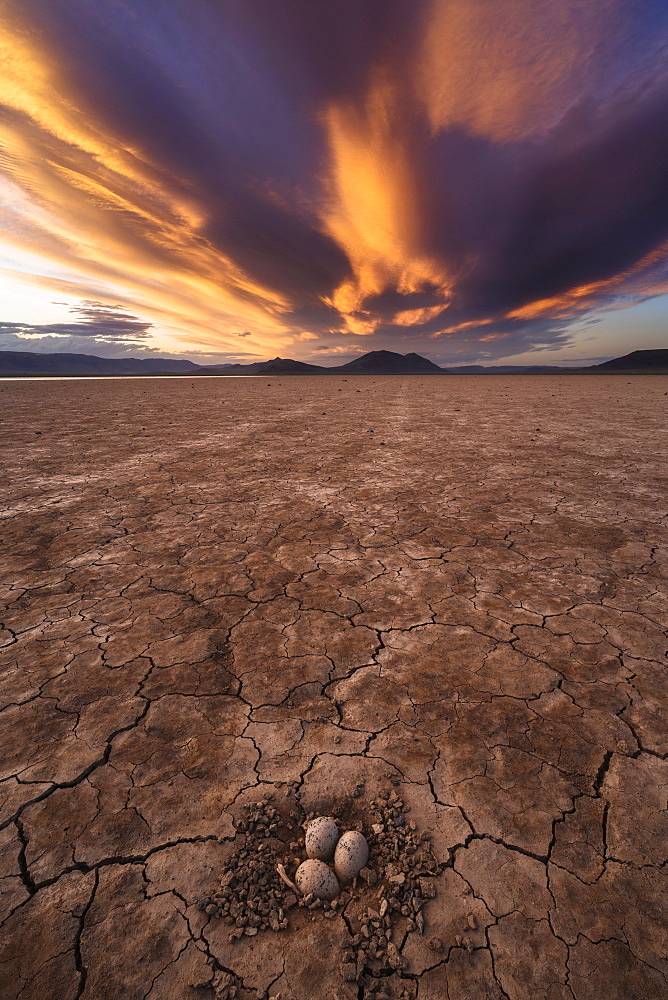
[{"xmin": 0, "ymin": 373, "xmax": 667, "ymax": 1000}]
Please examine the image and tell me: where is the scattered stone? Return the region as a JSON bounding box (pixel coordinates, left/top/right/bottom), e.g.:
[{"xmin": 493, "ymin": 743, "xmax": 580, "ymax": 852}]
[
  {"xmin": 342, "ymin": 963, "xmax": 357, "ymax": 981},
  {"xmin": 196, "ymin": 799, "xmax": 293, "ymax": 935}
]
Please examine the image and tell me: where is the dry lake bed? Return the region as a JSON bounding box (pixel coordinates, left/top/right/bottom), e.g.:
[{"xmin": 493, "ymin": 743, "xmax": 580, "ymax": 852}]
[{"xmin": 0, "ymin": 374, "xmax": 667, "ymax": 1000}]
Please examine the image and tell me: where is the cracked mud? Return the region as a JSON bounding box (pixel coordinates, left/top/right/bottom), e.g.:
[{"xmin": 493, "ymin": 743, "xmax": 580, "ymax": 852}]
[{"xmin": 0, "ymin": 374, "xmax": 666, "ymax": 1000}]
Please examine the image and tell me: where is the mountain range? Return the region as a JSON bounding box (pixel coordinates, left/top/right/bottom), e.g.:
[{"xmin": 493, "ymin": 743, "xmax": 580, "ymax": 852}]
[{"xmin": 0, "ymin": 347, "xmax": 667, "ymax": 377}]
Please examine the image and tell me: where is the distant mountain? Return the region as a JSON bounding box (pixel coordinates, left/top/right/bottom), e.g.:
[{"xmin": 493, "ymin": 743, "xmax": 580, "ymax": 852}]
[
  {"xmin": 336, "ymin": 350, "xmax": 445, "ymax": 374},
  {"xmin": 1, "ymin": 349, "xmax": 446, "ymax": 376},
  {"xmin": 590, "ymin": 349, "xmax": 668, "ymax": 372},
  {"xmin": 197, "ymin": 350, "xmax": 448, "ymax": 375},
  {"xmin": 197, "ymin": 356, "xmax": 324, "ymax": 375},
  {"xmin": 0, "ymin": 351, "xmax": 198, "ymax": 376},
  {"xmin": 1, "ymin": 347, "xmax": 666, "ymax": 377}
]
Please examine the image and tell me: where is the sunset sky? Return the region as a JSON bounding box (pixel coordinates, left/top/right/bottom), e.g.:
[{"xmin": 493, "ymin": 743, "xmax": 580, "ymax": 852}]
[{"xmin": 0, "ymin": 0, "xmax": 667, "ymax": 365}]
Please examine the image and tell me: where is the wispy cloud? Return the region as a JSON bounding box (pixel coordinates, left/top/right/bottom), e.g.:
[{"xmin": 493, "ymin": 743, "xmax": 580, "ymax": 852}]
[
  {"xmin": 0, "ymin": 300, "xmax": 158, "ymax": 355},
  {"xmin": 313, "ymin": 344, "xmax": 367, "ymax": 355}
]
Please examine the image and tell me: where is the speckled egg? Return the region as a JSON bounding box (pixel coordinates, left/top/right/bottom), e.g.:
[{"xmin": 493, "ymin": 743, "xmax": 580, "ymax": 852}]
[
  {"xmin": 334, "ymin": 830, "xmax": 369, "ymax": 882},
  {"xmin": 305, "ymin": 816, "xmax": 339, "ymax": 861},
  {"xmin": 295, "ymin": 859, "xmax": 340, "ymax": 900}
]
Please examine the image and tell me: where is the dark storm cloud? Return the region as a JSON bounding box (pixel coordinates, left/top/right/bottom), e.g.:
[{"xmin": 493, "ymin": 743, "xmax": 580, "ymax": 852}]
[
  {"xmin": 445, "ymin": 81, "xmax": 668, "ymax": 315},
  {"xmin": 1, "ymin": 0, "xmax": 667, "ymax": 359}
]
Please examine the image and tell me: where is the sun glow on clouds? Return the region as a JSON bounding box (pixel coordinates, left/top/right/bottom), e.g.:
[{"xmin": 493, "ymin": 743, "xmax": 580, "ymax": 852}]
[
  {"xmin": 506, "ymin": 240, "xmax": 668, "ymax": 320},
  {"xmin": 320, "ymin": 73, "xmax": 451, "ymax": 334},
  {"xmin": 0, "ymin": 0, "xmax": 666, "ymax": 361},
  {"xmin": 416, "ymin": 0, "xmax": 623, "ymax": 143},
  {"xmin": 0, "ymin": 13, "xmax": 292, "ymax": 355}
]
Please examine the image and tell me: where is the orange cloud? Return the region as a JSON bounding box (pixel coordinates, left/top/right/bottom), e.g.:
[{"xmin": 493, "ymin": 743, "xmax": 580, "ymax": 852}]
[
  {"xmin": 0, "ymin": 14, "xmax": 295, "ymax": 355},
  {"xmin": 313, "ymin": 344, "xmax": 366, "ymax": 356},
  {"xmin": 430, "ymin": 318, "xmax": 495, "ymax": 337},
  {"xmin": 393, "ymin": 305, "xmax": 445, "ymax": 326},
  {"xmin": 415, "ymin": 0, "xmax": 623, "ymax": 143},
  {"xmin": 320, "ymin": 71, "xmax": 451, "ymax": 333}
]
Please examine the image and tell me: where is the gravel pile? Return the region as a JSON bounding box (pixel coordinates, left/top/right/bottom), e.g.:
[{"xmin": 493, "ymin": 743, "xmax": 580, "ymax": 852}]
[
  {"xmin": 196, "ymin": 786, "xmax": 443, "ymax": 1000},
  {"xmin": 197, "ymin": 799, "xmax": 300, "ymax": 939},
  {"xmin": 339, "ymin": 786, "xmax": 442, "ymax": 998}
]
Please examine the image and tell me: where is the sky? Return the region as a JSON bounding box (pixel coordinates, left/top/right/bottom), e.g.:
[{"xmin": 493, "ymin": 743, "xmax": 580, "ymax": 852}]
[{"xmin": 0, "ymin": 0, "xmax": 667, "ymax": 366}]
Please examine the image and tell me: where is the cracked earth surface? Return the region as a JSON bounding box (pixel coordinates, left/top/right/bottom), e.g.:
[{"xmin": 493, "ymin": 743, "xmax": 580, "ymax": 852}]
[{"xmin": 0, "ymin": 374, "xmax": 667, "ymax": 1000}]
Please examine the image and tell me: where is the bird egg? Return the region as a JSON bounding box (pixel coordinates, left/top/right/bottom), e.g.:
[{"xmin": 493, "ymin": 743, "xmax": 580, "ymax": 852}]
[
  {"xmin": 334, "ymin": 830, "xmax": 369, "ymax": 882},
  {"xmin": 305, "ymin": 816, "xmax": 339, "ymax": 861},
  {"xmin": 295, "ymin": 859, "xmax": 340, "ymax": 900}
]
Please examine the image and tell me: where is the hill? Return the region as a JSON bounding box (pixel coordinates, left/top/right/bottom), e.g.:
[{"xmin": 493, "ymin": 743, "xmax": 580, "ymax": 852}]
[
  {"xmin": 0, "ymin": 351, "xmax": 198, "ymax": 376},
  {"xmin": 198, "ymin": 350, "xmax": 447, "ymax": 375},
  {"xmin": 336, "ymin": 350, "xmax": 445, "ymax": 374},
  {"xmin": 590, "ymin": 349, "xmax": 668, "ymax": 372},
  {"xmin": 197, "ymin": 357, "xmax": 323, "ymax": 375}
]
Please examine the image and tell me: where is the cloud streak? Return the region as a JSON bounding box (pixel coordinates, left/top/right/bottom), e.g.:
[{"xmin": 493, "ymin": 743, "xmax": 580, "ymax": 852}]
[
  {"xmin": 0, "ymin": 0, "xmax": 666, "ymax": 361},
  {"xmin": 0, "ymin": 300, "xmax": 161, "ymax": 355}
]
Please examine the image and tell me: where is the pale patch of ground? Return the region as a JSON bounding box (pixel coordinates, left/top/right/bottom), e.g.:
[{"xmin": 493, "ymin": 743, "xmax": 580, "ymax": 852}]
[{"xmin": 0, "ymin": 374, "xmax": 666, "ymax": 1000}]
